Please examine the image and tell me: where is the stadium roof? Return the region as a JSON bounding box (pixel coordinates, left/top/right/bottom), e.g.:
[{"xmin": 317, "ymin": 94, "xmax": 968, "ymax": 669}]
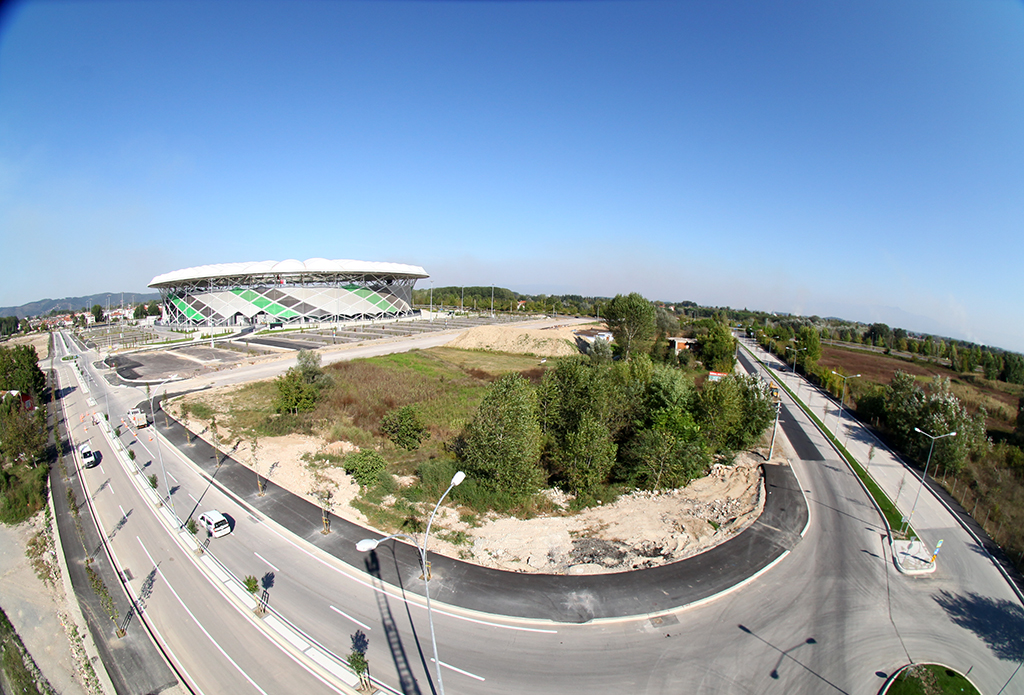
[{"xmin": 149, "ymin": 258, "xmax": 429, "ymax": 287}]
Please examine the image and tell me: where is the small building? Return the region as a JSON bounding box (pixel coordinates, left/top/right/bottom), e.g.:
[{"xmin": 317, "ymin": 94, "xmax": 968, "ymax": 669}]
[
  {"xmin": 667, "ymin": 337, "xmax": 697, "ymax": 355},
  {"xmin": 0, "ymin": 390, "xmax": 35, "ymax": 412}
]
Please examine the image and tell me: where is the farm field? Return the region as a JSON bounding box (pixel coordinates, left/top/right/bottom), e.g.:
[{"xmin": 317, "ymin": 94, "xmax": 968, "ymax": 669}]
[{"xmin": 817, "ymin": 344, "xmax": 1021, "ymax": 433}]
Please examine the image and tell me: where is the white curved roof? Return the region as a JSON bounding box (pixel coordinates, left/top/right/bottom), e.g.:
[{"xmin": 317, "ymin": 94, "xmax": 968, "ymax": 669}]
[{"xmin": 149, "ymin": 258, "xmax": 429, "ymax": 287}]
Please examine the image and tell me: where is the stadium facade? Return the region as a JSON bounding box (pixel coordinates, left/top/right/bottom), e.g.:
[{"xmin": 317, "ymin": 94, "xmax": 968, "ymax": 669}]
[{"xmin": 149, "ymin": 258, "xmax": 429, "ymax": 327}]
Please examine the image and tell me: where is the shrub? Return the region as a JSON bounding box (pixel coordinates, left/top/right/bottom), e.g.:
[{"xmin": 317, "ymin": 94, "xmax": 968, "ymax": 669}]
[
  {"xmin": 345, "ymin": 450, "xmax": 387, "ymax": 487},
  {"xmin": 381, "ymin": 405, "xmax": 430, "ymax": 451}
]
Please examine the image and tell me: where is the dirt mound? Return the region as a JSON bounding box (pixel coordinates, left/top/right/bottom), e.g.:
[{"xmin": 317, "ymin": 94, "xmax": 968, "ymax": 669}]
[{"xmin": 446, "ymin": 324, "xmax": 584, "ymax": 357}]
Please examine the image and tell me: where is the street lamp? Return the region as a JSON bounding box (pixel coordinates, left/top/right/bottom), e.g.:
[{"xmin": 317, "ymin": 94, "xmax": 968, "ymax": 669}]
[
  {"xmin": 904, "ymin": 427, "xmax": 956, "ymax": 533},
  {"xmin": 356, "ymin": 470, "xmax": 466, "ymax": 695},
  {"xmin": 830, "ymin": 371, "xmax": 860, "ymax": 439},
  {"xmin": 149, "ymin": 375, "xmax": 179, "ymax": 517},
  {"xmin": 786, "ymin": 346, "xmax": 806, "ymax": 399}
]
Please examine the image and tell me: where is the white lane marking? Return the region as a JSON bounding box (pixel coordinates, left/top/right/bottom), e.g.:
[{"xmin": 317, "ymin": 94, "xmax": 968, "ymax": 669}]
[
  {"xmin": 254, "ymin": 552, "xmax": 280, "ymax": 573},
  {"xmin": 256, "ymin": 523, "xmax": 558, "ymax": 633},
  {"xmin": 119, "ymin": 505, "xmax": 126, "ymax": 518},
  {"xmin": 168, "ymin": 472, "xmax": 178, "ymax": 482},
  {"xmin": 108, "ymin": 483, "xmax": 115, "ymax": 496},
  {"xmin": 430, "ymin": 605, "xmax": 558, "ymax": 633},
  {"xmin": 431, "ymin": 657, "xmax": 485, "ymax": 681},
  {"xmin": 137, "ymin": 537, "xmax": 272, "ymax": 695},
  {"xmin": 329, "ymin": 605, "xmax": 372, "ymax": 632},
  {"xmin": 189, "ymin": 493, "xmax": 199, "ymax": 504}
]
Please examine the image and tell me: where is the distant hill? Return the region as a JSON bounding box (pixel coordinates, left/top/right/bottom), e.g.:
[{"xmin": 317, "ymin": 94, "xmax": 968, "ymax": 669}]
[{"xmin": 0, "ymin": 292, "xmax": 161, "ymax": 318}]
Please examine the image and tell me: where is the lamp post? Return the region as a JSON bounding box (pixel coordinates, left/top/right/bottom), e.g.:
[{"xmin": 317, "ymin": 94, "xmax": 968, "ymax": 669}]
[
  {"xmin": 904, "ymin": 427, "xmax": 956, "ymax": 534},
  {"xmin": 357, "ymin": 470, "xmax": 466, "ymax": 695},
  {"xmin": 786, "ymin": 346, "xmax": 806, "ymax": 398},
  {"xmin": 429, "ymin": 281, "xmax": 434, "ymax": 318},
  {"xmin": 830, "ymin": 371, "xmax": 860, "ymax": 439},
  {"xmin": 149, "ymin": 375, "xmax": 179, "ymax": 517}
]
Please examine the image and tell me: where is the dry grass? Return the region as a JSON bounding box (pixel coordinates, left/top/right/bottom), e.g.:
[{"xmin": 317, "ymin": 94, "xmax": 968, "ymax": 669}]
[{"xmin": 820, "ymin": 345, "xmax": 1022, "ymax": 431}]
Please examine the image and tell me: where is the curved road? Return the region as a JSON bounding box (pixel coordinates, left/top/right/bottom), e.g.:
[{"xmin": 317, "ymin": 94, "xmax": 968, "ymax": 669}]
[{"xmin": 49, "ymin": 329, "xmax": 1023, "ymax": 695}]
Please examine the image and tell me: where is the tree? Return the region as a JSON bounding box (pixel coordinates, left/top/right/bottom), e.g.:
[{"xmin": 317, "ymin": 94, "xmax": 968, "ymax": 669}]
[
  {"xmin": 147, "ymin": 300, "xmax": 162, "ymax": 316},
  {"xmin": 557, "ymin": 412, "xmax": 616, "ymax": 497},
  {"xmin": 0, "ymin": 396, "xmax": 45, "ymax": 467},
  {"xmin": 623, "ymin": 426, "xmax": 709, "ymax": 490},
  {"xmin": 275, "ymin": 369, "xmax": 319, "ymax": 413},
  {"xmin": 589, "ymin": 337, "xmax": 613, "ymax": 364},
  {"xmin": 133, "ymin": 304, "xmax": 147, "ymax": 320},
  {"xmin": 460, "ymin": 373, "xmax": 544, "ymax": 500},
  {"xmin": 380, "ymin": 405, "xmax": 430, "ymax": 451},
  {"xmin": 797, "ymin": 326, "xmax": 822, "ymax": 367},
  {"xmin": 696, "ymin": 320, "xmax": 737, "ymax": 373},
  {"xmin": 91, "ymin": 304, "xmax": 105, "ymax": 324},
  {"xmin": 696, "ymin": 377, "xmax": 743, "ymax": 453},
  {"xmin": 884, "ymin": 370, "xmax": 926, "ymax": 447},
  {"xmin": 274, "ymin": 350, "xmax": 328, "ymax": 414},
  {"xmin": 604, "ymin": 293, "xmax": 656, "ymax": 359},
  {"xmin": 0, "ymin": 345, "xmax": 46, "ymax": 399}
]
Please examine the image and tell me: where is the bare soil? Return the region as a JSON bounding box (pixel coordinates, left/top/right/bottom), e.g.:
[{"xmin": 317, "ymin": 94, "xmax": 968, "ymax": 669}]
[{"xmin": 446, "ymin": 324, "xmax": 589, "ymax": 358}]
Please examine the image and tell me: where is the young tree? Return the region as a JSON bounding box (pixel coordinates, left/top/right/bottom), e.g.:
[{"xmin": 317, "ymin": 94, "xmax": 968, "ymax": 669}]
[
  {"xmin": 461, "ymin": 373, "xmax": 544, "ymax": 499},
  {"xmin": 380, "ymin": 405, "xmax": 430, "ymax": 451},
  {"xmin": 91, "ymin": 304, "xmax": 105, "ymax": 324},
  {"xmin": 275, "ymin": 349, "xmax": 332, "ymax": 414},
  {"xmin": 604, "ymin": 293, "xmax": 656, "ymax": 359}
]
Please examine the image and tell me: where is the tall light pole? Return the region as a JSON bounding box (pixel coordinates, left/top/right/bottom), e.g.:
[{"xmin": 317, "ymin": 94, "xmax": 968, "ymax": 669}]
[
  {"xmin": 429, "ymin": 281, "xmax": 434, "ymax": 317},
  {"xmin": 830, "ymin": 371, "xmax": 860, "ymax": 439},
  {"xmin": 357, "ymin": 470, "xmax": 466, "ymax": 695},
  {"xmin": 150, "ymin": 375, "xmax": 178, "ymax": 517},
  {"xmin": 904, "ymin": 427, "xmax": 956, "ymax": 534},
  {"xmin": 786, "ymin": 346, "xmax": 806, "ymax": 399}
]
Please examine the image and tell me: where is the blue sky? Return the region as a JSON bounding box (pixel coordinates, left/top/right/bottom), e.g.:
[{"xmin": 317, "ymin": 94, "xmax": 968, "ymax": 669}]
[{"xmin": 2, "ymin": 0, "xmax": 1022, "ymax": 350}]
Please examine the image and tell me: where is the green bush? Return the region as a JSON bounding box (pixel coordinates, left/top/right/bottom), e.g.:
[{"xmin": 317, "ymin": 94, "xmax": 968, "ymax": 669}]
[
  {"xmin": 381, "ymin": 405, "xmax": 430, "ymax": 451},
  {"xmin": 344, "ymin": 450, "xmax": 388, "ymax": 487}
]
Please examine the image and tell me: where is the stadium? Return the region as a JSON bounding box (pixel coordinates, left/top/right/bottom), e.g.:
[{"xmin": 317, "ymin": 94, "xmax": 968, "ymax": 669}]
[{"xmin": 149, "ymin": 258, "xmax": 429, "ymax": 327}]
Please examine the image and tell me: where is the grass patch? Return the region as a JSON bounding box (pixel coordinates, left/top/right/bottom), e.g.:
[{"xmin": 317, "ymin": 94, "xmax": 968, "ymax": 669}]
[{"xmin": 887, "ymin": 664, "xmax": 980, "ymax": 695}]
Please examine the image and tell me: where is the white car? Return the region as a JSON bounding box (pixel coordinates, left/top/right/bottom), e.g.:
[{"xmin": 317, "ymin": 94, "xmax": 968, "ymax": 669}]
[
  {"xmin": 198, "ymin": 510, "xmax": 231, "ymax": 538},
  {"xmin": 79, "ymin": 443, "xmax": 97, "ymax": 468}
]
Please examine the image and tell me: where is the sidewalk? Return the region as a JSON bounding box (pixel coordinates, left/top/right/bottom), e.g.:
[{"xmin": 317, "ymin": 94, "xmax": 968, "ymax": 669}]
[{"xmin": 741, "ymin": 338, "xmax": 1024, "ymax": 596}]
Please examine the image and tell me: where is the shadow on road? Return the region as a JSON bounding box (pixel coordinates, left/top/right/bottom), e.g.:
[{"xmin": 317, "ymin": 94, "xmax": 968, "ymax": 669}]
[
  {"xmin": 933, "ymin": 590, "xmax": 1024, "ymax": 662},
  {"xmin": 365, "ymin": 550, "xmax": 425, "ymax": 695},
  {"xmin": 736, "ymin": 624, "xmax": 848, "ymax": 693}
]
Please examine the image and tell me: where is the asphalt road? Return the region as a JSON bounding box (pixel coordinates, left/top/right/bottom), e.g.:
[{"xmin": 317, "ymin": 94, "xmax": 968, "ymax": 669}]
[{"xmin": 49, "ymin": 328, "xmax": 1024, "ymax": 695}]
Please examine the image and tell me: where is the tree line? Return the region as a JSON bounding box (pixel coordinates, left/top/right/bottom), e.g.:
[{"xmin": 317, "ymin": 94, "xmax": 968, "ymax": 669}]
[{"xmin": 0, "ymin": 344, "xmax": 49, "ymax": 524}]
